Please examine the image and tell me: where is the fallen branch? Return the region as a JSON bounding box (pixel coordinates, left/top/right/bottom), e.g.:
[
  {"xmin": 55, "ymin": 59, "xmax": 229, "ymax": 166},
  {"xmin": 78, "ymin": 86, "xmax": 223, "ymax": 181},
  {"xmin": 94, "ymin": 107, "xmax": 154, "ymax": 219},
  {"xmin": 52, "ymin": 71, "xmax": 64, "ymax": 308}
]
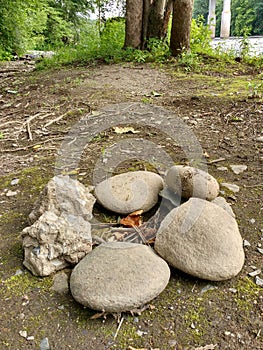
[
  {"xmin": 114, "ymin": 316, "xmax": 124, "ymax": 340},
  {"xmin": 26, "ymin": 121, "xmax": 33, "ymax": 141},
  {"xmin": 44, "ymin": 111, "xmax": 72, "ymax": 128}
]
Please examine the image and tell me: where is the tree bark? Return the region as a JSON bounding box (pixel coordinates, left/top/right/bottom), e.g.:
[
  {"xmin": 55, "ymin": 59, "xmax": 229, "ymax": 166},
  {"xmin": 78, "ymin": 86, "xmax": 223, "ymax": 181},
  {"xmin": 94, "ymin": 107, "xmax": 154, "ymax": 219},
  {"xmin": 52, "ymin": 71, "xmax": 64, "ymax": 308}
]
[
  {"xmin": 124, "ymin": 0, "xmax": 144, "ymax": 49},
  {"xmin": 148, "ymin": 0, "xmax": 166, "ymax": 39},
  {"xmin": 170, "ymin": 0, "xmax": 194, "ymax": 57},
  {"xmin": 160, "ymin": 0, "xmax": 174, "ymax": 40}
]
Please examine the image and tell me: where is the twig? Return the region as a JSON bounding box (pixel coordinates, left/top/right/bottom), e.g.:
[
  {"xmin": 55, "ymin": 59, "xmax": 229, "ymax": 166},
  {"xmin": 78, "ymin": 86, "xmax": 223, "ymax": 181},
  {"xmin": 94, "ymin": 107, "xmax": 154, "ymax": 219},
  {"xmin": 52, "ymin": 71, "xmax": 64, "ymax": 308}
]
[
  {"xmin": 2, "ymin": 136, "xmax": 65, "ymax": 152},
  {"xmin": 44, "ymin": 111, "xmax": 71, "ymax": 128},
  {"xmin": 132, "ymin": 225, "xmax": 149, "ymax": 245},
  {"xmin": 114, "ymin": 316, "xmax": 124, "ymax": 340},
  {"xmin": 26, "ymin": 121, "xmax": 33, "ymax": 141},
  {"xmin": 208, "ymin": 157, "xmax": 226, "ymax": 164},
  {"xmin": 243, "ymin": 184, "xmax": 263, "ymax": 188},
  {"xmin": 110, "ymin": 227, "xmax": 135, "ymax": 232}
]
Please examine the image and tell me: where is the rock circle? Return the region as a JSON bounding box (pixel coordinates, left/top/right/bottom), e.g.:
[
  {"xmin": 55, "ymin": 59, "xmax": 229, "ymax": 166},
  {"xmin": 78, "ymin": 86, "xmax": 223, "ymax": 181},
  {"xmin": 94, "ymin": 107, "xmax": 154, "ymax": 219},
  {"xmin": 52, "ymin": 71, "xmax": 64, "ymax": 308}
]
[
  {"xmin": 154, "ymin": 198, "xmax": 245, "ymax": 281},
  {"xmin": 94, "ymin": 171, "xmax": 164, "ymax": 214},
  {"xmin": 165, "ymin": 165, "xmax": 219, "ymax": 201},
  {"xmin": 70, "ymin": 242, "xmax": 170, "ymax": 312}
]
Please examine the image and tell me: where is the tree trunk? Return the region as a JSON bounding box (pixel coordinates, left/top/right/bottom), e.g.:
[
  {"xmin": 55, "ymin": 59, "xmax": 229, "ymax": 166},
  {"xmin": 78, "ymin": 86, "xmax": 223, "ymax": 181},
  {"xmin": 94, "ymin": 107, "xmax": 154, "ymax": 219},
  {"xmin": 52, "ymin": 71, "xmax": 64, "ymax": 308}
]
[
  {"xmin": 170, "ymin": 0, "xmax": 194, "ymax": 57},
  {"xmin": 148, "ymin": 0, "xmax": 166, "ymax": 39},
  {"xmin": 160, "ymin": 0, "xmax": 174, "ymax": 40},
  {"xmin": 124, "ymin": 0, "xmax": 144, "ymax": 49}
]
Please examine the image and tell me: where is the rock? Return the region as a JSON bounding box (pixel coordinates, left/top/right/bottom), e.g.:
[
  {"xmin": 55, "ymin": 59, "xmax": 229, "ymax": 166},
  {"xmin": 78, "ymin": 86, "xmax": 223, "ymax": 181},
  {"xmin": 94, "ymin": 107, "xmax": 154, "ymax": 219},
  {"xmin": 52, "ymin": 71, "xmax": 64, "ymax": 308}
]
[
  {"xmin": 51, "ymin": 271, "xmax": 69, "ymax": 294},
  {"xmin": 212, "ymin": 196, "xmax": 235, "ymax": 218},
  {"xmin": 22, "ymin": 211, "xmax": 92, "ymax": 276},
  {"xmin": 255, "ymin": 136, "xmax": 263, "ymax": 142},
  {"xmin": 165, "ymin": 165, "xmax": 219, "ymax": 201},
  {"xmin": 40, "ymin": 337, "xmax": 50, "ymax": 350},
  {"xmin": 29, "ymin": 175, "xmax": 96, "ymax": 224},
  {"xmin": 230, "ymin": 164, "xmax": 247, "ymax": 174},
  {"xmin": 10, "ymin": 178, "xmax": 20, "ymax": 185},
  {"xmin": 94, "ymin": 171, "xmax": 163, "ymax": 214},
  {"xmin": 154, "ymin": 198, "xmax": 245, "ymax": 281},
  {"xmin": 6, "ymin": 190, "xmax": 18, "ymax": 197},
  {"xmin": 221, "ymin": 183, "xmax": 240, "ymax": 193},
  {"xmin": 70, "ymin": 242, "xmax": 170, "ymax": 312},
  {"xmin": 217, "ymin": 166, "xmax": 228, "ymax": 171}
]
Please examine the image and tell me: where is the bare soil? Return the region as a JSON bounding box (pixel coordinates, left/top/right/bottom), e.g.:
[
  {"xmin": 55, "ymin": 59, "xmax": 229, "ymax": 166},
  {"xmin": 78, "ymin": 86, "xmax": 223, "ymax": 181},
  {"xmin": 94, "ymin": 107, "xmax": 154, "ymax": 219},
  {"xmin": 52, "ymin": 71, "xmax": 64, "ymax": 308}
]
[{"xmin": 0, "ymin": 59, "xmax": 262, "ymax": 350}]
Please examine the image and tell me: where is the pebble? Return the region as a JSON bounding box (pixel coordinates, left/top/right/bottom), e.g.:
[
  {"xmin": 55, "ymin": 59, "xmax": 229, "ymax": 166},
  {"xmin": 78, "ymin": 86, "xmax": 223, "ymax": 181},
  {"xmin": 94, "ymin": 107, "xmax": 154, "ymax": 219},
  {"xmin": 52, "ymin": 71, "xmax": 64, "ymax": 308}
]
[
  {"xmin": 248, "ymin": 269, "xmax": 261, "ymax": 277},
  {"xmin": 250, "ymin": 218, "xmax": 256, "ymax": 224},
  {"xmin": 40, "ymin": 337, "xmax": 50, "ymax": 350},
  {"xmin": 229, "ymin": 165, "xmax": 247, "ymax": 174},
  {"xmin": 217, "ymin": 166, "xmax": 228, "ymax": 171},
  {"xmin": 255, "ymin": 276, "xmax": 263, "ymax": 287},
  {"xmin": 255, "ymin": 136, "xmax": 263, "ymax": 142},
  {"xmin": 243, "ymin": 240, "xmax": 251, "ymax": 247},
  {"xmin": 221, "ymin": 183, "xmax": 240, "ymax": 193},
  {"xmin": 6, "ymin": 190, "xmax": 18, "ymax": 197},
  {"xmin": 257, "ymin": 247, "xmax": 263, "ymax": 254},
  {"xmin": 19, "ymin": 330, "xmax": 27, "ymax": 338},
  {"xmin": 229, "ymin": 288, "xmax": 237, "ymax": 293},
  {"xmin": 10, "ymin": 178, "xmax": 20, "ymax": 185}
]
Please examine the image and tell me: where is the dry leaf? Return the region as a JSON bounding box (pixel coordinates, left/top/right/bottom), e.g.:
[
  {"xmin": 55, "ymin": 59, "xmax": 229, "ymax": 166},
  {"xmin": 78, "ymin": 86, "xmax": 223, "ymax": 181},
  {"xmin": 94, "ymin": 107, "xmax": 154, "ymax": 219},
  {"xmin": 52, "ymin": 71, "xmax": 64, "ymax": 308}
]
[
  {"xmin": 113, "ymin": 126, "xmax": 140, "ymax": 134},
  {"xmin": 90, "ymin": 311, "xmax": 107, "ymax": 319},
  {"xmin": 120, "ymin": 210, "xmax": 143, "ymax": 227}
]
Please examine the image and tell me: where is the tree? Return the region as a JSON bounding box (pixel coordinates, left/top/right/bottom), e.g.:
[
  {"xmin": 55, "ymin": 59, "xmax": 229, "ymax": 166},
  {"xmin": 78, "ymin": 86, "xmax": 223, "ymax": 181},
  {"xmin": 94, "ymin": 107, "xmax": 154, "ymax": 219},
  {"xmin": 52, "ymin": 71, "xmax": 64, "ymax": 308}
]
[
  {"xmin": 124, "ymin": 0, "xmax": 195, "ymax": 55},
  {"xmin": 170, "ymin": 0, "xmax": 194, "ymax": 56}
]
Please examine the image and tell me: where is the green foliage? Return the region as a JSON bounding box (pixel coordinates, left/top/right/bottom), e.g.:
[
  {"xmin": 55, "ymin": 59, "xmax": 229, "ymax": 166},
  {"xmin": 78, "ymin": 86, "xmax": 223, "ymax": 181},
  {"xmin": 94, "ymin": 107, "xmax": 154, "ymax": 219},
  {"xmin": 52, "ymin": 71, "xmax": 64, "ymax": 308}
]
[
  {"xmin": 231, "ymin": 0, "xmax": 256, "ymax": 36},
  {"xmin": 190, "ymin": 17, "xmax": 213, "ymax": 53}
]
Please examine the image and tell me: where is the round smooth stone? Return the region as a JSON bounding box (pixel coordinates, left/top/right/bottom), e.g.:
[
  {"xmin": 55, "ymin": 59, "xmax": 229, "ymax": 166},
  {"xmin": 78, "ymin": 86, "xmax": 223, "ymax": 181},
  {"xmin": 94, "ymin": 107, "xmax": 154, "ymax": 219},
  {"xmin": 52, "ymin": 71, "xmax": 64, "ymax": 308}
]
[
  {"xmin": 94, "ymin": 171, "xmax": 164, "ymax": 214},
  {"xmin": 70, "ymin": 242, "xmax": 170, "ymax": 312},
  {"xmin": 165, "ymin": 165, "xmax": 219, "ymax": 200},
  {"xmin": 155, "ymin": 198, "xmax": 245, "ymax": 281}
]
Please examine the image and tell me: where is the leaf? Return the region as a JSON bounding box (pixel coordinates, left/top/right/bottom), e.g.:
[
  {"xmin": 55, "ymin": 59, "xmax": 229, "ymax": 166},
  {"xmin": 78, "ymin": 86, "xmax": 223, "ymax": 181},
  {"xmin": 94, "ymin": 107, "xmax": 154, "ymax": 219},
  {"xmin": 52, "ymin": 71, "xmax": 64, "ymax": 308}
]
[
  {"xmin": 151, "ymin": 90, "xmax": 162, "ymax": 97},
  {"xmin": 120, "ymin": 210, "xmax": 143, "ymax": 227},
  {"xmin": 113, "ymin": 126, "xmax": 140, "ymax": 134}
]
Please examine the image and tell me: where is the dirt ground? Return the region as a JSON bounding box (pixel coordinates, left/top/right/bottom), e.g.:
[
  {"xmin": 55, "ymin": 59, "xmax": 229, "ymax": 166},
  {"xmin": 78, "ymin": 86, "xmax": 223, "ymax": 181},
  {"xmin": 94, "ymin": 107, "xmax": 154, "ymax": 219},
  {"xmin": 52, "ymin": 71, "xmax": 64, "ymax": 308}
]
[{"xmin": 0, "ymin": 59, "xmax": 262, "ymax": 350}]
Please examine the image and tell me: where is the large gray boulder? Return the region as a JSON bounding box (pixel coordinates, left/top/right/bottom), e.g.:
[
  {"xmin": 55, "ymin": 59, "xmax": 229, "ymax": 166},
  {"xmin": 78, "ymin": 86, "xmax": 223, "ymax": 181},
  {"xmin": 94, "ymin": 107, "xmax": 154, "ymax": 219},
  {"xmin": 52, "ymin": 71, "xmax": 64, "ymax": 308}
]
[
  {"xmin": 22, "ymin": 211, "xmax": 92, "ymax": 276},
  {"xmin": 165, "ymin": 165, "xmax": 219, "ymax": 201},
  {"xmin": 29, "ymin": 175, "xmax": 96, "ymax": 224},
  {"xmin": 154, "ymin": 198, "xmax": 244, "ymax": 281},
  {"xmin": 70, "ymin": 242, "xmax": 170, "ymax": 312},
  {"xmin": 94, "ymin": 171, "xmax": 164, "ymax": 214}
]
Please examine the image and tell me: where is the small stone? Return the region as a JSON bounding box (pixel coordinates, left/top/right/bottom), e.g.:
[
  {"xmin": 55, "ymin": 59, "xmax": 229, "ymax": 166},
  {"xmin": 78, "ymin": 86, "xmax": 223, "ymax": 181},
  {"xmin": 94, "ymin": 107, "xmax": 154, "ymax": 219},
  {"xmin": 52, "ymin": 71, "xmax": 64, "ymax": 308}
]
[
  {"xmin": 40, "ymin": 337, "xmax": 50, "ymax": 350},
  {"xmin": 250, "ymin": 218, "xmax": 256, "ymax": 224},
  {"xmin": 221, "ymin": 183, "xmax": 240, "ymax": 193},
  {"xmin": 201, "ymin": 284, "xmax": 218, "ymax": 294},
  {"xmin": 255, "ymin": 276, "xmax": 263, "ymax": 287},
  {"xmin": 14, "ymin": 269, "xmax": 23, "ymax": 276},
  {"xmin": 243, "ymin": 240, "xmax": 251, "ymax": 247},
  {"xmin": 10, "ymin": 178, "xmax": 20, "ymax": 185},
  {"xmin": 217, "ymin": 166, "xmax": 228, "ymax": 171},
  {"xmin": 165, "ymin": 165, "xmax": 219, "ymax": 201},
  {"xmin": 155, "ymin": 198, "xmax": 245, "ymax": 281},
  {"xmin": 27, "ymin": 336, "xmax": 34, "ymax": 341},
  {"xmin": 257, "ymin": 247, "xmax": 263, "ymax": 254},
  {"xmin": 70, "ymin": 242, "xmax": 170, "ymax": 312},
  {"xmin": 19, "ymin": 330, "xmax": 27, "ymax": 338},
  {"xmin": 230, "ymin": 165, "xmax": 247, "ymax": 174},
  {"xmin": 51, "ymin": 271, "xmax": 69, "ymax": 294},
  {"xmin": 248, "ymin": 269, "xmax": 261, "ymax": 277},
  {"xmin": 229, "ymin": 288, "xmax": 237, "ymax": 293},
  {"xmin": 94, "ymin": 171, "xmax": 163, "ymax": 214},
  {"xmin": 255, "ymin": 136, "xmax": 263, "ymax": 142},
  {"xmin": 6, "ymin": 190, "xmax": 18, "ymax": 197}
]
